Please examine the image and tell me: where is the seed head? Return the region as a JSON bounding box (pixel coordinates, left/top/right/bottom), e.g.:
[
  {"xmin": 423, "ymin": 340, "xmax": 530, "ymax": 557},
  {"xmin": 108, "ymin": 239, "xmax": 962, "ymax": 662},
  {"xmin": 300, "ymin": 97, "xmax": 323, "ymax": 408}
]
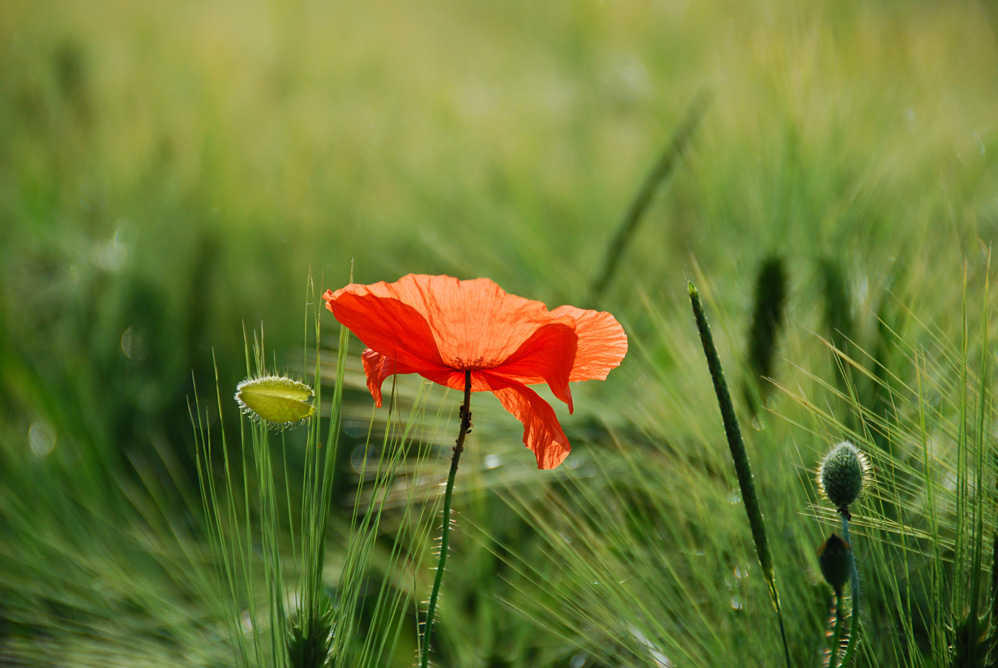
[{"xmin": 818, "ymin": 441, "xmax": 869, "ymax": 509}]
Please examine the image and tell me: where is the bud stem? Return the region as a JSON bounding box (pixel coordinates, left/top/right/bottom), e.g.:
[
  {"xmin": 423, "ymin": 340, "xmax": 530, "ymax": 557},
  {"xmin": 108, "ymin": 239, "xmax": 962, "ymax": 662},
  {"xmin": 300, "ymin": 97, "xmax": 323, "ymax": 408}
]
[{"xmin": 835, "ymin": 514, "xmax": 861, "ymax": 668}]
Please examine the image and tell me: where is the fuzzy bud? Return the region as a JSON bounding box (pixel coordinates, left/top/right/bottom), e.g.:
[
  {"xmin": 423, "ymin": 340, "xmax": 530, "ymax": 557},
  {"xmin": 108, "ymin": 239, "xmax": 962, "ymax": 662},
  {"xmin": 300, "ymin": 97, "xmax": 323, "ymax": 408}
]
[{"xmin": 818, "ymin": 441, "xmax": 868, "ymax": 509}]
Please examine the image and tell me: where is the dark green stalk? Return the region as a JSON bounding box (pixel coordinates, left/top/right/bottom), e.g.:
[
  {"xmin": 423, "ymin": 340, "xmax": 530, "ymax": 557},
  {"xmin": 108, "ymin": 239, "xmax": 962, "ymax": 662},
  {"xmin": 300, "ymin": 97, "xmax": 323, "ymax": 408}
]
[
  {"xmin": 837, "ymin": 515, "xmax": 860, "ymax": 668},
  {"xmin": 420, "ymin": 369, "xmax": 472, "ymax": 668},
  {"xmin": 688, "ymin": 282, "xmax": 790, "ymax": 668}
]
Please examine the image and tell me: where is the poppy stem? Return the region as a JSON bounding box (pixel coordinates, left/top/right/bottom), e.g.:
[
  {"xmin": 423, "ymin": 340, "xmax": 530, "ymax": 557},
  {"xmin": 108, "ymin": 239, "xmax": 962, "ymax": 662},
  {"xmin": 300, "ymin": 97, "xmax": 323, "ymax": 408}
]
[{"xmin": 420, "ymin": 369, "xmax": 472, "ymax": 668}]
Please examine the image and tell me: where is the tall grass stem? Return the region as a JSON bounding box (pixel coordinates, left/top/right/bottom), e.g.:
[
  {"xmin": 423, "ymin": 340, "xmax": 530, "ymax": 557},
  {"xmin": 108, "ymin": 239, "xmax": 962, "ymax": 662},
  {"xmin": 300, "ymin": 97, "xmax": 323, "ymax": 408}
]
[{"xmin": 688, "ymin": 282, "xmax": 791, "ymax": 668}]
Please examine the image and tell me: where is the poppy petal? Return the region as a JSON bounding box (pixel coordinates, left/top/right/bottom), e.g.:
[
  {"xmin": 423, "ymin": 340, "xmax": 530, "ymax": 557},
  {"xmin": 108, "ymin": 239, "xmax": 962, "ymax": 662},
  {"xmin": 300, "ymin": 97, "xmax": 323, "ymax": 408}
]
[
  {"xmin": 323, "ymin": 288, "xmax": 448, "ymax": 373},
  {"xmin": 490, "ymin": 322, "xmax": 577, "ymax": 412},
  {"xmin": 328, "ymin": 275, "xmax": 575, "ymax": 371},
  {"xmin": 360, "ymin": 348, "xmax": 428, "ymax": 407},
  {"xmin": 481, "ymin": 373, "xmax": 571, "ymax": 470},
  {"xmin": 550, "ymin": 305, "xmax": 628, "ymax": 381}
]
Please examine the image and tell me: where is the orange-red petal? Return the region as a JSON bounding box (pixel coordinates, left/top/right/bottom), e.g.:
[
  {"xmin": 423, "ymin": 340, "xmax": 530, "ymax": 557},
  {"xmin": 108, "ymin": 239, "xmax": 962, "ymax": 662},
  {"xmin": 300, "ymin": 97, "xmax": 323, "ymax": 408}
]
[
  {"xmin": 326, "ymin": 275, "xmax": 578, "ymax": 371},
  {"xmin": 324, "ymin": 288, "xmax": 448, "ymax": 374},
  {"xmin": 550, "ymin": 305, "xmax": 628, "ymax": 382},
  {"xmin": 361, "ymin": 348, "xmax": 429, "ymax": 407},
  {"xmin": 359, "ymin": 353, "xmax": 572, "ymax": 468},
  {"xmin": 490, "ymin": 322, "xmax": 577, "ymax": 412},
  {"xmin": 480, "ymin": 373, "xmax": 571, "ymax": 470}
]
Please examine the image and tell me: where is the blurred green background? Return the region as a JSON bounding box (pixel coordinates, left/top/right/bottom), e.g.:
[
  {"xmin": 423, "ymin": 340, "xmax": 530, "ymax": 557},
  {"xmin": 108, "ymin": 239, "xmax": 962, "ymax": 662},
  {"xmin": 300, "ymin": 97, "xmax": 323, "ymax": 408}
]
[{"xmin": 4, "ymin": 0, "xmax": 998, "ymax": 665}]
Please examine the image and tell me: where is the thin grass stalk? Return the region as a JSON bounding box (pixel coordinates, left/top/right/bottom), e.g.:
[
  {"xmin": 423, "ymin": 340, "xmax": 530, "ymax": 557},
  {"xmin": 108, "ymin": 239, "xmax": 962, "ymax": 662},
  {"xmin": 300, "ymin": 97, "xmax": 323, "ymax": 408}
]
[
  {"xmin": 915, "ymin": 351, "xmax": 947, "ymax": 658},
  {"xmin": 333, "ymin": 381, "xmax": 418, "ymax": 664},
  {"xmin": 318, "ymin": 319, "xmax": 350, "ymax": 528},
  {"xmin": 297, "ymin": 303, "xmax": 320, "ymax": 635},
  {"xmin": 331, "ymin": 414, "xmax": 384, "ymax": 664},
  {"xmin": 956, "ymin": 265, "xmax": 969, "ymax": 631},
  {"xmin": 991, "ymin": 326, "xmax": 998, "ymax": 664},
  {"xmin": 191, "ymin": 373, "xmax": 252, "ymax": 666},
  {"xmin": 280, "ymin": 434, "xmax": 298, "ymax": 570},
  {"xmin": 244, "ymin": 331, "xmax": 289, "ymax": 665},
  {"xmin": 966, "ymin": 261, "xmax": 990, "ymax": 668},
  {"xmin": 609, "ymin": 438, "xmax": 728, "ymax": 657},
  {"xmin": 253, "ymin": 419, "xmax": 289, "ymax": 666},
  {"xmin": 991, "ymin": 529, "xmax": 998, "ymax": 663},
  {"xmin": 239, "ymin": 327, "xmax": 267, "ymax": 663},
  {"xmin": 299, "ymin": 280, "xmax": 324, "ymax": 637},
  {"xmin": 357, "ymin": 385, "xmax": 438, "ymax": 665},
  {"xmin": 299, "ymin": 310, "xmax": 349, "ymax": 655},
  {"xmin": 420, "ymin": 369, "xmax": 473, "ymax": 668},
  {"xmin": 896, "ymin": 493, "xmax": 918, "ymax": 663},
  {"xmin": 688, "ymin": 282, "xmax": 791, "ymax": 668},
  {"xmin": 232, "ymin": 338, "xmax": 270, "ymax": 664}
]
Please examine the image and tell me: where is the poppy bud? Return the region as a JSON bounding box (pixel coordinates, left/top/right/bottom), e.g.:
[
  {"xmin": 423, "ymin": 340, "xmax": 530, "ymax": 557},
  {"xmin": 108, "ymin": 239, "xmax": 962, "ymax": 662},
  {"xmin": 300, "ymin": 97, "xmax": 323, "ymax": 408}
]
[
  {"xmin": 817, "ymin": 533, "xmax": 853, "ymax": 594},
  {"xmin": 818, "ymin": 441, "xmax": 868, "ymax": 509},
  {"xmin": 235, "ymin": 375, "xmax": 315, "ymax": 428}
]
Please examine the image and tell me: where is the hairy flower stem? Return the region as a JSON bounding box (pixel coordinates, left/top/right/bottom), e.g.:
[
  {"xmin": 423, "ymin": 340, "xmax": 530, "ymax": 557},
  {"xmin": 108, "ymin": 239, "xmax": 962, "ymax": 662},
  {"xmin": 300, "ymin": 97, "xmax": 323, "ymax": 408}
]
[
  {"xmin": 828, "ymin": 590, "xmax": 845, "ymax": 667},
  {"xmin": 420, "ymin": 369, "xmax": 472, "ymax": 668},
  {"xmin": 835, "ymin": 513, "xmax": 860, "ymax": 668}
]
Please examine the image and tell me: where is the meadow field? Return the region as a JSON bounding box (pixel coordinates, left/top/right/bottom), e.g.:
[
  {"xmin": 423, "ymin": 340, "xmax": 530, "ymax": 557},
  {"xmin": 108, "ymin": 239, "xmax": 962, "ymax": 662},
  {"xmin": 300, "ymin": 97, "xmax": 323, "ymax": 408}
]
[{"xmin": 3, "ymin": 1, "xmax": 998, "ymax": 666}]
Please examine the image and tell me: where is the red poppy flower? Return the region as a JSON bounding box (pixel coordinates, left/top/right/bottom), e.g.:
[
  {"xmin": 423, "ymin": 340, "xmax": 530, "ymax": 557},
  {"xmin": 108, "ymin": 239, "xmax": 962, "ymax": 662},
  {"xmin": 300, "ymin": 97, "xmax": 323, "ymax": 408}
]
[{"xmin": 322, "ymin": 274, "xmax": 627, "ymax": 469}]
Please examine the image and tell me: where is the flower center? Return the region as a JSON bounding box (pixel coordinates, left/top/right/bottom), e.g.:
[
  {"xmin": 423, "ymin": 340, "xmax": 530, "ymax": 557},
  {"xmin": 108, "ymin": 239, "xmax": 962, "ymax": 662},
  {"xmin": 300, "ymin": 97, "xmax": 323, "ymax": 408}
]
[{"xmin": 450, "ymin": 355, "xmax": 492, "ymax": 370}]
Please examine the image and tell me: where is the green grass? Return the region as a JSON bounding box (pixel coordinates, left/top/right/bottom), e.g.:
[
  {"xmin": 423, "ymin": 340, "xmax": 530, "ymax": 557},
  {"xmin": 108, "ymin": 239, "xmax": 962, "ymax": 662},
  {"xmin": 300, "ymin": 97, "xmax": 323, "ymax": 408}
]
[{"xmin": 4, "ymin": 0, "xmax": 998, "ymax": 665}]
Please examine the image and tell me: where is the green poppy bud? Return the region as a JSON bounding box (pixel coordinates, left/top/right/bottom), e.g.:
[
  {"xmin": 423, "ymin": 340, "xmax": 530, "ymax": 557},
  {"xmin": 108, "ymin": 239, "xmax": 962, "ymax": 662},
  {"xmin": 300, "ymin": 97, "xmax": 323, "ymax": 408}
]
[
  {"xmin": 818, "ymin": 441, "xmax": 869, "ymax": 509},
  {"xmin": 817, "ymin": 533, "xmax": 853, "ymax": 595},
  {"xmin": 235, "ymin": 375, "xmax": 315, "ymax": 428}
]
